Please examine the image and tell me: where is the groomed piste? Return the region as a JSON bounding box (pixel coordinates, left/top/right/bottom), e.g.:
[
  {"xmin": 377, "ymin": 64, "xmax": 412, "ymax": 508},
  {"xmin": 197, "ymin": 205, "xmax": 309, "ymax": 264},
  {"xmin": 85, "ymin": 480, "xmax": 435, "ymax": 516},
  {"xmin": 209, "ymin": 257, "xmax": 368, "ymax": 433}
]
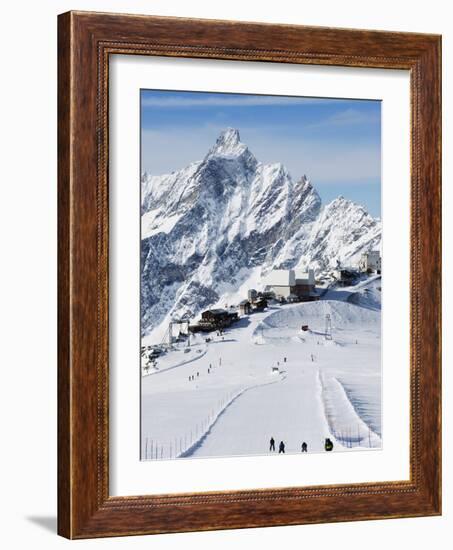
[{"xmin": 141, "ymin": 283, "xmax": 381, "ymax": 460}]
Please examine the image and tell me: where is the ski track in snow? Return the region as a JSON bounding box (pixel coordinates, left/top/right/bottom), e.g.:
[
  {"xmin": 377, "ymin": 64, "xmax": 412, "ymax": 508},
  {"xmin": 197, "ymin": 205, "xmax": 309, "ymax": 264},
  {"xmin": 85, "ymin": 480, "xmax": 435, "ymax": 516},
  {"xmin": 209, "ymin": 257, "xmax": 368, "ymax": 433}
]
[
  {"xmin": 179, "ymin": 373, "xmax": 286, "ymax": 458},
  {"xmin": 187, "ymin": 363, "xmax": 330, "ymax": 457},
  {"xmin": 142, "ymin": 345, "xmax": 208, "ymax": 377},
  {"xmin": 318, "ymin": 372, "xmax": 381, "ymax": 449}
]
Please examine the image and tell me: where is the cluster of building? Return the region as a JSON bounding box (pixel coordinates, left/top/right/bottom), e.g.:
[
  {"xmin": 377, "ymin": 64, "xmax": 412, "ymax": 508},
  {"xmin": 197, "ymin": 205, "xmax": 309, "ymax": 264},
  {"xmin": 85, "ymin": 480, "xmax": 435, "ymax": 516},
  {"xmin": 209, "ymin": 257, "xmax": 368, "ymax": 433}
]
[
  {"xmin": 261, "ymin": 268, "xmax": 318, "ymax": 303},
  {"xmin": 359, "ymin": 251, "xmax": 381, "ymax": 274},
  {"xmin": 189, "ymin": 309, "xmax": 239, "ymax": 333},
  {"xmin": 188, "ymin": 269, "xmax": 318, "ymax": 333},
  {"xmin": 187, "ymin": 252, "xmax": 380, "ymax": 335},
  {"xmin": 238, "ymin": 289, "xmax": 268, "ymax": 315},
  {"xmin": 332, "ymin": 251, "xmax": 381, "ymax": 285}
]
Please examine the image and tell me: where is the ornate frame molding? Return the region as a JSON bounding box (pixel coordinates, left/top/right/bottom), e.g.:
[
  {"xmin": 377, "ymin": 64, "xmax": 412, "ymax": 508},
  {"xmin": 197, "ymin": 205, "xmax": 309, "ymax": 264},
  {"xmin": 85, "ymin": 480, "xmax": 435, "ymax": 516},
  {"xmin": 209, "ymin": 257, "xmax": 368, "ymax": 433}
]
[{"xmin": 58, "ymin": 11, "xmax": 441, "ymax": 538}]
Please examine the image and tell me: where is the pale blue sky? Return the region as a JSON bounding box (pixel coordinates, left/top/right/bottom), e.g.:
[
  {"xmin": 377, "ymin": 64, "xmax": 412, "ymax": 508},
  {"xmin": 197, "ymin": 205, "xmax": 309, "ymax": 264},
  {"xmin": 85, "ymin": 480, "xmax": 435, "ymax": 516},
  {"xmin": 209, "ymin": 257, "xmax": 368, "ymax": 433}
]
[{"xmin": 141, "ymin": 90, "xmax": 381, "ymax": 217}]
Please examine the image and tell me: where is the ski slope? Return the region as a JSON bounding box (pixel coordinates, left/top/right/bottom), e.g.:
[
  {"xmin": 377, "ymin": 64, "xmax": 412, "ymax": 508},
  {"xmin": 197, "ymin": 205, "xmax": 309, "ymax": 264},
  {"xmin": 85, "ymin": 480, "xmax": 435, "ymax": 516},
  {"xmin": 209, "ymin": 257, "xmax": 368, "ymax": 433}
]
[
  {"xmin": 188, "ymin": 362, "xmax": 330, "ymax": 457},
  {"xmin": 141, "ymin": 283, "xmax": 381, "ymax": 460}
]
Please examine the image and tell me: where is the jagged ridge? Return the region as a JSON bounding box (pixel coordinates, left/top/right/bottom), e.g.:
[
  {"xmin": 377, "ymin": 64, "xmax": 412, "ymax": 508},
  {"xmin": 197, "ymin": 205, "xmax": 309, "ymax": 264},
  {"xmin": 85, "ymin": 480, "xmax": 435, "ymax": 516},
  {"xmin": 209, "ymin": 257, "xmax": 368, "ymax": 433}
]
[{"xmin": 141, "ymin": 128, "xmax": 380, "ymax": 336}]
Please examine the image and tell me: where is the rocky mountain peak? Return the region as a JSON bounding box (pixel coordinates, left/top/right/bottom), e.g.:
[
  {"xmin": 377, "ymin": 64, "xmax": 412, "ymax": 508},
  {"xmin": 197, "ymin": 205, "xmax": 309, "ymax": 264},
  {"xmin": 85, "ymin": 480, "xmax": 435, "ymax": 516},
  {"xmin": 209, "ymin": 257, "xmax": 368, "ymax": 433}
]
[
  {"xmin": 208, "ymin": 127, "xmax": 249, "ymax": 158},
  {"xmin": 140, "ymin": 130, "xmax": 381, "ymax": 336}
]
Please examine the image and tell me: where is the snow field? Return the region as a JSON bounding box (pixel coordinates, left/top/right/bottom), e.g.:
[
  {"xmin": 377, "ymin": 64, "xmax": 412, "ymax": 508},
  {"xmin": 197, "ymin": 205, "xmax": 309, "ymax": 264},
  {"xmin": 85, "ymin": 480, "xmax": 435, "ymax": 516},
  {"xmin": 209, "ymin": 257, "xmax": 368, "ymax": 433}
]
[
  {"xmin": 141, "ymin": 338, "xmax": 208, "ymax": 377},
  {"xmin": 142, "ymin": 367, "xmax": 286, "ymax": 460},
  {"xmin": 253, "ymin": 299, "xmax": 382, "ymax": 451},
  {"xmin": 141, "ymin": 296, "xmax": 381, "ymax": 459}
]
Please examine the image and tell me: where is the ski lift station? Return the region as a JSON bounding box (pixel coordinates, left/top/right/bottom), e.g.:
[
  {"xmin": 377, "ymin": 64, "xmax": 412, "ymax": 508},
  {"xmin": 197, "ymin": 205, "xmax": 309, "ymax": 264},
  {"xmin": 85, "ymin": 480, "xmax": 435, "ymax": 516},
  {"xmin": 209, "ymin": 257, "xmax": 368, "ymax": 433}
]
[
  {"xmin": 359, "ymin": 251, "xmax": 381, "ymax": 274},
  {"xmin": 262, "ymin": 268, "xmax": 318, "ymax": 301},
  {"xmin": 189, "ymin": 309, "xmax": 239, "ymax": 333}
]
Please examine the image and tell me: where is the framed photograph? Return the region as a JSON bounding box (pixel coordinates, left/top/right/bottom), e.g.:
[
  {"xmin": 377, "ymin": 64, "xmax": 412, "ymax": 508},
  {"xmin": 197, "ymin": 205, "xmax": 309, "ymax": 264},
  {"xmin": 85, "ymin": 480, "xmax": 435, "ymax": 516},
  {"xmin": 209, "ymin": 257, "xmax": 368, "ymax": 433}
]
[{"xmin": 58, "ymin": 11, "xmax": 441, "ymax": 539}]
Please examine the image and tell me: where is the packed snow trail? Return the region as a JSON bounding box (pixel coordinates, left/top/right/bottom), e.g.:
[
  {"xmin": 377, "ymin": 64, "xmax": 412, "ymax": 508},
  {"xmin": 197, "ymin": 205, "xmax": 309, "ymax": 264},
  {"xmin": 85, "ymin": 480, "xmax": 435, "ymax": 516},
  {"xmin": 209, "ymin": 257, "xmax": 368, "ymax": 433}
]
[
  {"xmin": 188, "ymin": 363, "xmax": 331, "ymax": 457},
  {"xmin": 179, "ymin": 372, "xmax": 286, "ymax": 458},
  {"xmin": 318, "ymin": 373, "xmax": 381, "ymax": 448}
]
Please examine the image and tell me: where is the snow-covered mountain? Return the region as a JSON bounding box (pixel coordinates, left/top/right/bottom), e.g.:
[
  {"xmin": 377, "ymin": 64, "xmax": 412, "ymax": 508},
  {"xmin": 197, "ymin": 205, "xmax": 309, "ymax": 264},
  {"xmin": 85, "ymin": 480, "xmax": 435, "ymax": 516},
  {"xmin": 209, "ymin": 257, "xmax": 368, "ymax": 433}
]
[{"xmin": 141, "ymin": 128, "xmax": 381, "ymax": 336}]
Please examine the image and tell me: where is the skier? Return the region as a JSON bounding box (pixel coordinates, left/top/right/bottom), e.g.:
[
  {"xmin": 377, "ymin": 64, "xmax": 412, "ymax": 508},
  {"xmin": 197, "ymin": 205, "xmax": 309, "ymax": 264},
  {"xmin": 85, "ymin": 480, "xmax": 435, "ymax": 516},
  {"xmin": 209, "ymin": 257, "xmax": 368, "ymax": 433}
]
[
  {"xmin": 324, "ymin": 438, "xmax": 334, "ymax": 452},
  {"xmin": 301, "ymin": 442, "xmax": 308, "ymax": 452},
  {"xmin": 269, "ymin": 437, "xmax": 275, "ymax": 452},
  {"xmin": 279, "ymin": 441, "xmax": 285, "ymax": 454}
]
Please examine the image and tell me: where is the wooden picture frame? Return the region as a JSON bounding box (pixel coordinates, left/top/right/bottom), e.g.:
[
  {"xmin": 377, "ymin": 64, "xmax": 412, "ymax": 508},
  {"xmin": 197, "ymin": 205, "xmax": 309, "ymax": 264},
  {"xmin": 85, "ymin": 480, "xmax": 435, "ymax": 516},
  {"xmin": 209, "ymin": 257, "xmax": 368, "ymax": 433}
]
[{"xmin": 58, "ymin": 10, "xmax": 441, "ymax": 539}]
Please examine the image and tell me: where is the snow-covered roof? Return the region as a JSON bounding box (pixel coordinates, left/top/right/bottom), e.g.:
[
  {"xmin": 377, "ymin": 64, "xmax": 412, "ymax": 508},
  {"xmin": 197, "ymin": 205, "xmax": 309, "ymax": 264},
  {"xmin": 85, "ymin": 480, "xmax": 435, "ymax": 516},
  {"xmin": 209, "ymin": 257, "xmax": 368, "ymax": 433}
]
[
  {"xmin": 204, "ymin": 308, "xmax": 229, "ymax": 315},
  {"xmin": 263, "ymin": 269, "xmax": 295, "ymax": 287}
]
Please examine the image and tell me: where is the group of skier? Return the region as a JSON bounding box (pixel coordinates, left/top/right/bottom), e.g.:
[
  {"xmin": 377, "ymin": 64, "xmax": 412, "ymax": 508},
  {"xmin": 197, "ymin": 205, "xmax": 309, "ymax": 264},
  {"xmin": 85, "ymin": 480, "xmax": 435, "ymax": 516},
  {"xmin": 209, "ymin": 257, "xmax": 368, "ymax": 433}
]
[
  {"xmin": 188, "ymin": 358, "xmax": 223, "ymax": 382},
  {"xmin": 269, "ymin": 437, "xmax": 334, "ymax": 453},
  {"xmin": 269, "ymin": 437, "xmax": 286, "ymax": 453}
]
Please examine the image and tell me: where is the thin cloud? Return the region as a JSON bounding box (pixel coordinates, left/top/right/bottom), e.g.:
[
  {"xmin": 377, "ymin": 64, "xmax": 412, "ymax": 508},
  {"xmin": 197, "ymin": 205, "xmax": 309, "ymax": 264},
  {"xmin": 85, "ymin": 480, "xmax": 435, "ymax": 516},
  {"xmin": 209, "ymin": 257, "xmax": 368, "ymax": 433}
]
[
  {"xmin": 141, "ymin": 126, "xmax": 380, "ymax": 185},
  {"xmin": 306, "ymin": 107, "xmax": 380, "ymax": 130},
  {"xmin": 141, "ymin": 94, "xmax": 350, "ymax": 109}
]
